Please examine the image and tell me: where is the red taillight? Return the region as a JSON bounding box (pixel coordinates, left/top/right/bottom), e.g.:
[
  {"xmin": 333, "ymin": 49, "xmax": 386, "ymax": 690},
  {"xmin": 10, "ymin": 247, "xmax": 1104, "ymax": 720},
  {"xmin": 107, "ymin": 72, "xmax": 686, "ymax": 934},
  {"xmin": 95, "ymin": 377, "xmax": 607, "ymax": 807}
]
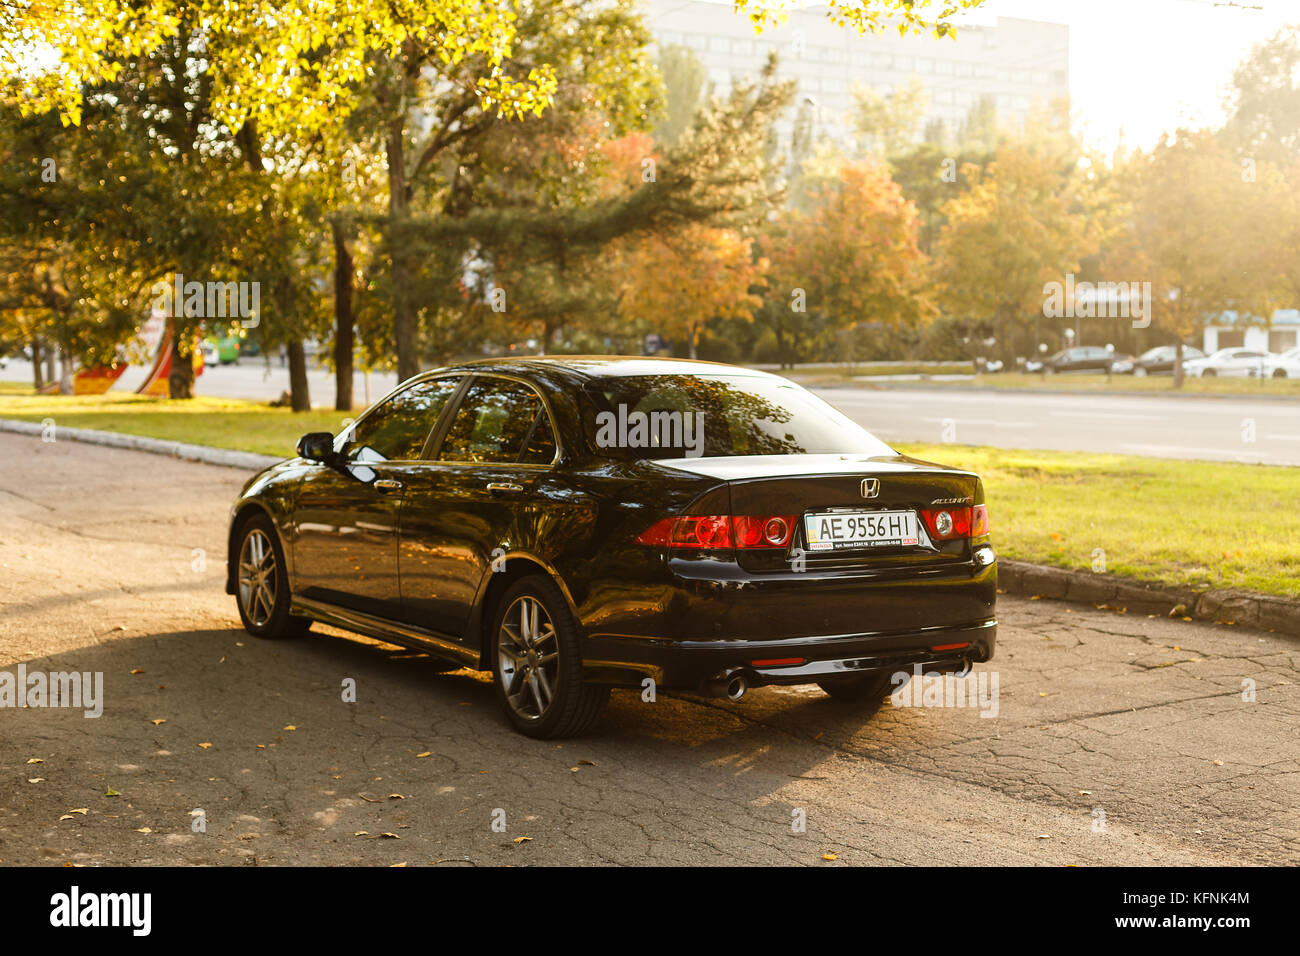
[
  {"xmin": 919, "ymin": 505, "xmax": 989, "ymax": 541},
  {"xmin": 637, "ymin": 514, "xmax": 796, "ymax": 550}
]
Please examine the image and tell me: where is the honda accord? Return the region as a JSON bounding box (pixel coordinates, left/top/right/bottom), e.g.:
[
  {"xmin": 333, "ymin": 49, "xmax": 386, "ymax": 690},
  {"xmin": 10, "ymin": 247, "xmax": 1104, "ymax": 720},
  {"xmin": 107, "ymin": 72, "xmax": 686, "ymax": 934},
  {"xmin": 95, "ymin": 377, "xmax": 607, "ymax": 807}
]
[{"xmin": 226, "ymin": 357, "xmax": 996, "ymax": 737}]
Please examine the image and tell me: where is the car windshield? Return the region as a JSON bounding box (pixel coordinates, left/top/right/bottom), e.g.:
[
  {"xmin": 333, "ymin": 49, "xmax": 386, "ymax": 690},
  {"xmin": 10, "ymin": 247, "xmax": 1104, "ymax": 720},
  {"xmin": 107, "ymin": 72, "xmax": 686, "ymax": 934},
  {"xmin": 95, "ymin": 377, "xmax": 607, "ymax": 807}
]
[
  {"xmin": 581, "ymin": 373, "xmax": 895, "ymax": 459},
  {"xmin": 1140, "ymin": 347, "xmax": 1171, "ymax": 360}
]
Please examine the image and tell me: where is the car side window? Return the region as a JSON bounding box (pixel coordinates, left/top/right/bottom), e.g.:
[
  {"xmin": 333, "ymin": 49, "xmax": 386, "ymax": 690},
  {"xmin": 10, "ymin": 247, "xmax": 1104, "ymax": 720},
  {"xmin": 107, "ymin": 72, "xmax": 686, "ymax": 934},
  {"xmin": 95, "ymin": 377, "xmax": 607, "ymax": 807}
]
[
  {"xmin": 439, "ymin": 378, "xmax": 556, "ymax": 465},
  {"xmin": 343, "ymin": 377, "xmax": 460, "ymax": 463}
]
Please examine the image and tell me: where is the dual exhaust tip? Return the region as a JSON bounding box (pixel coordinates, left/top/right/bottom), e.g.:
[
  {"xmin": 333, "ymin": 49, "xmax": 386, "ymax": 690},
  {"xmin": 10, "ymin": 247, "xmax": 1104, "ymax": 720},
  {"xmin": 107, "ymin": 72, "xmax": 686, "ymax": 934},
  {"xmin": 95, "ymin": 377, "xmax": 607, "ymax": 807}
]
[{"xmin": 703, "ymin": 668, "xmax": 748, "ymax": 701}]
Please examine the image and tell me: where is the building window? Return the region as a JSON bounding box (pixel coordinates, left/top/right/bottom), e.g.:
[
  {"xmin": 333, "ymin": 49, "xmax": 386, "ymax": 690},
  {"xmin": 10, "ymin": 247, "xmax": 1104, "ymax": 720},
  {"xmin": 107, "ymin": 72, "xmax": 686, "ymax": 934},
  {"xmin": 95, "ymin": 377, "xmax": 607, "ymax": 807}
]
[
  {"xmin": 955, "ymin": 61, "xmax": 973, "ymax": 77},
  {"xmin": 731, "ymin": 38, "xmax": 754, "ymax": 56},
  {"xmin": 708, "ymin": 35, "xmax": 729, "ymax": 53},
  {"xmin": 874, "ymin": 53, "xmax": 893, "ymax": 69},
  {"xmin": 894, "ymin": 55, "xmax": 914, "ymax": 71},
  {"xmin": 916, "ymin": 57, "xmax": 934, "ymax": 73},
  {"xmin": 936, "ymin": 60, "xmax": 954, "ymax": 75}
]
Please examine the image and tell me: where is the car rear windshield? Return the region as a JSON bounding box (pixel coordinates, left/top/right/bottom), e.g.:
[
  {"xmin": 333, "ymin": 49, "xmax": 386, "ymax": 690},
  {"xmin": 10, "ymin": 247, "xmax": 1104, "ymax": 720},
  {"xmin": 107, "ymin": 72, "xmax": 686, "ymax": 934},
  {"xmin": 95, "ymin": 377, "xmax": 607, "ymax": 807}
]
[{"xmin": 581, "ymin": 373, "xmax": 895, "ymax": 459}]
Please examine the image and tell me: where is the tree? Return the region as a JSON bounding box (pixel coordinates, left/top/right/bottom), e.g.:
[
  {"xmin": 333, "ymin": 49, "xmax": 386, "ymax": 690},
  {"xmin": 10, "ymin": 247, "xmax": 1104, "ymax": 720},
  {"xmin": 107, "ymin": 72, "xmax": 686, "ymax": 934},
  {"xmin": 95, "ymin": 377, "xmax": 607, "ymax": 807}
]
[
  {"xmin": 934, "ymin": 146, "xmax": 1090, "ymax": 362},
  {"xmin": 760, "ymin": 158, "xmax": 932, "ymax": 366},
  {"xmin": 852, "ymin": 77, "xmax": 930, "ymax": 158}
]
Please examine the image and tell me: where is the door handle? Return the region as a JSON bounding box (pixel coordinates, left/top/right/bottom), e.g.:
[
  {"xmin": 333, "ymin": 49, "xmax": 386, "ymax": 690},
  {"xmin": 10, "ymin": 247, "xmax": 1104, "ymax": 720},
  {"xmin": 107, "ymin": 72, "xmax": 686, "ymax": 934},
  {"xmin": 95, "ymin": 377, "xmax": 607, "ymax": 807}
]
[
  {"xmin": 374, "ymin": 479, "xmax": 403, "ymax": 494},
  {"xmin": 486, "ymin": 482, "xmax": 523, "ymax": 493}
]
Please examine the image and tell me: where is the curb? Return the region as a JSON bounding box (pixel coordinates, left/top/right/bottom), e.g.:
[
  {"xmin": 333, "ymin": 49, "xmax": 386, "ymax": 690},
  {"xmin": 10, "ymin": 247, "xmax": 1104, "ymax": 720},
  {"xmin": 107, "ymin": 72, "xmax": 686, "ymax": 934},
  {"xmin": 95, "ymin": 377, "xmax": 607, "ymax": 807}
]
[
  {"xmin": 0, "ymin": 418, "xmax": 281, "ymax": 472},
  {"xmin": 997, "ymin": 558, "xmax": 1300, "ymax": 636}
]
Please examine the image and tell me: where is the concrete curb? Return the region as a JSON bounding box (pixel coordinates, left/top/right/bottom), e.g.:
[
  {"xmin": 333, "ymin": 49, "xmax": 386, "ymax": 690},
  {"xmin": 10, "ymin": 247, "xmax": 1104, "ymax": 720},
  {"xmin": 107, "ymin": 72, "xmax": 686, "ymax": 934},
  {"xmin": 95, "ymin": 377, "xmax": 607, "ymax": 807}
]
[
  {"xmin": 998, "ymin": 558, "xmax": 1300, "ymax": 635},
  {"xmin": 0, "ymin": 418, "xmax": 281, "ymax": 472}
]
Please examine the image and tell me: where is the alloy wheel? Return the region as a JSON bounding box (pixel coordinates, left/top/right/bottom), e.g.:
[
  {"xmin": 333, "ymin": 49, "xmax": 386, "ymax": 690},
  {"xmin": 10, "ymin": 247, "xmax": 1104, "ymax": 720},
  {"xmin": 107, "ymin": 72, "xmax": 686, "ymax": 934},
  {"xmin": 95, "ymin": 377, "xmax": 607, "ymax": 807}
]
[
  {"xmin": 497, "ymin": 595, "xmax": 560, "ymax": 721},
  {"xmin": 238, "ymin": 528, "xmax": 278, "ymax": 628}
]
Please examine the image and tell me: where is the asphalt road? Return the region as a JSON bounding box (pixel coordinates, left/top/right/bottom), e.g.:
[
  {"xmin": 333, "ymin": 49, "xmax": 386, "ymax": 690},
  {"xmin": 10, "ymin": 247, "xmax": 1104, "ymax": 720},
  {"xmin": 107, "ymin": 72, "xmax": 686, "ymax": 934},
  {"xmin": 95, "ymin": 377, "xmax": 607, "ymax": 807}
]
[
  {"xmin": 810, "ymin": 386, "xmax": 1300, "ymax": 467},
  {"xmin": 6, "ymin": 356, "xmax": 1298, "ymax": 464},
  {"xmin": 1, "ymin": 432, "xmax": 1296, "ymax": 866}
]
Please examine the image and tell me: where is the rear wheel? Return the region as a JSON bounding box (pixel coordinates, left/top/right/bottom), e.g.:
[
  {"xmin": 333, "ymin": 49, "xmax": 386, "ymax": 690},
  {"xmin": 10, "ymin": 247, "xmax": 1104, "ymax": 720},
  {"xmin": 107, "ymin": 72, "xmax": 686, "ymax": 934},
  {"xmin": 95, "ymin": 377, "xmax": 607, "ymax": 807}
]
[
  {"xmin": 235, "ymin": 515, "xmax": 312, "ymax": 640},
  {"xmin": 817, "ymin": 671, "xmax": 897, "ymax": 712},
  {"xmin": 1273, "ymin": 368, "xmax": 1287, "ymax": 379},
  {"xmin": 1134, "ymin": 366, "xmax": 1148, "ymax": 378},
  {"xmin": 492, "ymin": 575, "xmax": 609, "ymax": 739},
  {"xmin": 1202, "ymin": 368, "xmax": 1216, "ymax": 377}
]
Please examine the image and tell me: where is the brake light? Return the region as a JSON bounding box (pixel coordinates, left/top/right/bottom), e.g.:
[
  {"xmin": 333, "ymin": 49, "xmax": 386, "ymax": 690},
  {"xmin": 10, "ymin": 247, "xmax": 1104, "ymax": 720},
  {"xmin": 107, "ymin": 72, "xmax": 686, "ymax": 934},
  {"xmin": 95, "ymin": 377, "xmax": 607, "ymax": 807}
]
[
  {"xmin": 637, "ymin": 514, "xmax": 796, "ymax": 550},
  {"xmin": 971, "ymin": 504, "xmax": 989, "ymax": 537},
  {"xmin": 919, "ymin": 505, "xmax": 990, "ymax": 541}
]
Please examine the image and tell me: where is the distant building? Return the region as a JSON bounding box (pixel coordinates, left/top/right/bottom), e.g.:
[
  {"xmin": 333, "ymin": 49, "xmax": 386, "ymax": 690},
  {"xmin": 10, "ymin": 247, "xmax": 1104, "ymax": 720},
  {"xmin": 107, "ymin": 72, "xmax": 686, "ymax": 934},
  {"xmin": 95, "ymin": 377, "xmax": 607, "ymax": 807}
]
[
  {"xmin": 1203, "ymin": 310, "xmax": 1300, "ymax": 354},
  {"xmin": 641, "ymin": 0, "xmax": 1069, "ymax": 153}
]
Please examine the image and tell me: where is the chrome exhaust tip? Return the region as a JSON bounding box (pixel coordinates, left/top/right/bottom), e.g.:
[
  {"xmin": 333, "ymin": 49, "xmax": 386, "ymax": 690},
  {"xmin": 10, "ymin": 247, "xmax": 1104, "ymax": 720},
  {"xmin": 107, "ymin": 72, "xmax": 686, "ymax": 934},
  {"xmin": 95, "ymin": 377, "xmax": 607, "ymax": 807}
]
[{"xmin": 704, "ymin": 668, "xmax": 748, "ymax": 701}]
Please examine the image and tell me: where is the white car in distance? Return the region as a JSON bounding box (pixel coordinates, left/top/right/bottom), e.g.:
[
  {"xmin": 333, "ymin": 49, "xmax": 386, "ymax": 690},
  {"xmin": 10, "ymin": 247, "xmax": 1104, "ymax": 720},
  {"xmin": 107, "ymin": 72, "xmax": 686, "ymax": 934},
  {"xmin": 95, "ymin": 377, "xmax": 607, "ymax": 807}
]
[
  {"xmin": 1261, "ymin": 347, "xmax": 1300, "ymax": 379},
  {"xmin": 1182, "ymin": 348, "xmax": 1271, "ymax": 378}
]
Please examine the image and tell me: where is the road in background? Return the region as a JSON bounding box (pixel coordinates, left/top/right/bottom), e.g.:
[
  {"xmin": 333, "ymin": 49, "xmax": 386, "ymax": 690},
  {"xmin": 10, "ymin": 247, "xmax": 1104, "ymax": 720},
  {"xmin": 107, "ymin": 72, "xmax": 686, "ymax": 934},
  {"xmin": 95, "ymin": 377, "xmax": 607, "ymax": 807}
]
[
  {"xmin": 4, "ymin": 356, "xmax": 1298, "ymax": 465},
  {"xmin": 1, "ymin": 432, "xmax": 1296, "ymax": 865}
]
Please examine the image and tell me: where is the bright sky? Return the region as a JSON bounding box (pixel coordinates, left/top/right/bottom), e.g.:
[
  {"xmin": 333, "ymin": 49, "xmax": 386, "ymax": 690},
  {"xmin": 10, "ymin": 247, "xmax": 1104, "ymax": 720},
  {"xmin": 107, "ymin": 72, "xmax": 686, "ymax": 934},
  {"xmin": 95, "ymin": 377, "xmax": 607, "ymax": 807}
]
[{"xmin": 952, "ymin": 0, "xmax": 1299, "ymax": 152}]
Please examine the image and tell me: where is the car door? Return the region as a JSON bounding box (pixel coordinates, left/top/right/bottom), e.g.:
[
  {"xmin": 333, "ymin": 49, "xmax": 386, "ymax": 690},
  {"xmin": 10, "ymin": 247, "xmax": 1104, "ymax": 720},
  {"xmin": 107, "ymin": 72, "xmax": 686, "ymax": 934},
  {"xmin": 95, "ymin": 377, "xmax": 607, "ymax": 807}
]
[
  {"xmin": 292, "ymin": 376, "xmax": 462, "ymax": 619},
  {"xmin": 396, "ymin": 375, "xmax": 561, "ymax": 639}
]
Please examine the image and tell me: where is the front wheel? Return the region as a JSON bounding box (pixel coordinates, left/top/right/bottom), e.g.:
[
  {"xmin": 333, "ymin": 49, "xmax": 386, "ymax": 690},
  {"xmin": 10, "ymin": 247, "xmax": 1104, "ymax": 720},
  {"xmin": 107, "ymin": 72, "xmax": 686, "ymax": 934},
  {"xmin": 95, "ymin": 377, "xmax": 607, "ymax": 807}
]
[
  {"xmin": 235, "ymin": 515, "xmax": 312, "ymax": 639},
  {"xmin": 492, "ymin": 575, "xmax": 609, "ymax": 738}
]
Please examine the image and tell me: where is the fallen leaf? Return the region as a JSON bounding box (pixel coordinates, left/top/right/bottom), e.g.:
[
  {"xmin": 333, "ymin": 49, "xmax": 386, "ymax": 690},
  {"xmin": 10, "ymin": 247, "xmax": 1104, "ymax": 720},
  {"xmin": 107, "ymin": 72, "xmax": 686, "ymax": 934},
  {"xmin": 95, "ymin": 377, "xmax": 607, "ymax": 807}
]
[
  {"xmin": 822, "ymin": 852, "xmax": 838, "ymax": 861},
  {"xmin": 151, "ymin": 719, "xmax": 166, "ymax": 726},
  {"xmin": 354, "ymin": 831, "xmax": 369, "ymax": 836},
  {"xmin": 577, "ymin": 759, "xmax": 596, "ymax": 766},
  {"xmin": 387, "ymin": 793, "xmax": 405, "ymax": 800},
  {"xmin": 58, "ymin": 814, "xmax": 75, "ymax": 821},
  {"xmin": 1213, "ymin": 760, "xmax": 1224, "ymax": 766},
  {"xmin": 28, "ymin": 778, "xmax": 44, "ymax": 784},
  {"xmin": 26, "ymin": 758, "xmax": 43, "ymax": 764},
  {"xmin": 130, "ymin": 668, "xmax": 145, "ymax": 674},
  {"xmin": 135, "ymin": 827, "xmax": 152, "ymax": 834},
  {"xmin": 390, "ymin": 862, "xmax": 407, "ymax": 867},
  {"xmin": 105, "ymin": 788, "xmax": 121, "ymax": 797},
  {"xmin": 513, "ymin": 836, "xmax": 532, "ymax": 844},
  {"xmin": 416, "ymin": 752, "xmax": 431, "ymax": 758},
  {"xmin": 380, "ymin": 832, "xmax": 400, "ymax": 839},
  {"xmin": 68, "ymin": 808, "xmax": 89, "ymax": 815},
  {"xmin": 1036, "ymin": 834, "xmax": 1051, "ymax": 839},
  {"xmin": 198, "ymin": 742, "xmax": 212, "ymax": 749}
]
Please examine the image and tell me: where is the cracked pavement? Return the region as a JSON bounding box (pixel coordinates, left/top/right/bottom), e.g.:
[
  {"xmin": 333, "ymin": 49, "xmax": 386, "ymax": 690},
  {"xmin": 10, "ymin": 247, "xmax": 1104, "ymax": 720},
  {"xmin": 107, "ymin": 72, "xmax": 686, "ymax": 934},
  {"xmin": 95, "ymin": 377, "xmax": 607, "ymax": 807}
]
[{"xmin": 1, "ymin": 432, "xmax": 1296, "ymax": 865}]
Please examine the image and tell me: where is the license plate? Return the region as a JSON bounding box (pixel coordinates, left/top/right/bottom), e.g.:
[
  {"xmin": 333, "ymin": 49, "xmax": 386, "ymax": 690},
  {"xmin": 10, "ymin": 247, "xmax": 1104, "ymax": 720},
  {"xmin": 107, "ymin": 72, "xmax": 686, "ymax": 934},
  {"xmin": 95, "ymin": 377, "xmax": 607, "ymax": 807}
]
[{"xmin": 804, "ymin": 510, "xmax": 919, "ymax": 550}]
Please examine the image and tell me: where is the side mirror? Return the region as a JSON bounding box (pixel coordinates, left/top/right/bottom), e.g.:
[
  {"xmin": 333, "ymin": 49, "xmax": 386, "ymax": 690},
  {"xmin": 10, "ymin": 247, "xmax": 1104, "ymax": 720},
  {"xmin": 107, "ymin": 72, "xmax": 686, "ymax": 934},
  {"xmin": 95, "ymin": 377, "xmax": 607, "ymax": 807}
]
[{"xmin": 297, "ymin": 432, "xmax": 336, "ymax": 463}]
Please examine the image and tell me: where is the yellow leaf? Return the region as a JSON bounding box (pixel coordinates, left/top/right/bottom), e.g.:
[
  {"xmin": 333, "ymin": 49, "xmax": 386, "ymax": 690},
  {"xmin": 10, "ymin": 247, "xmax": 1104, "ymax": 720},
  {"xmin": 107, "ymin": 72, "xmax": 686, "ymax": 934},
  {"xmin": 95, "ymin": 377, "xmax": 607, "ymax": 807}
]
[
  {"xmin": 416, "ymin": 752, "xmax": 431, "ymax": 758},
  {"xmin": 514, "ymin": 836, "xmax": 532, "ymax": 844},
  {"xmin": 26, "ymin": 758, "xmax": 43, "ymax": 764},
  {"xmin": 151, "ymin": 719, "xmax": 166, "ymax": 726},
  {"xmin": 283, "ymin": 725, "xmax": 297, "ymax": 731},
  {"xmin": 135, "ymin": 827, "xmax": 152, "ymax": 833},
  {"xmin": 822, "ymin": 852, "xmax": 838, "ymax": 861},
  {"xmin": 198, "ymin": 742, "xmax": 212, "ymax": 749}
]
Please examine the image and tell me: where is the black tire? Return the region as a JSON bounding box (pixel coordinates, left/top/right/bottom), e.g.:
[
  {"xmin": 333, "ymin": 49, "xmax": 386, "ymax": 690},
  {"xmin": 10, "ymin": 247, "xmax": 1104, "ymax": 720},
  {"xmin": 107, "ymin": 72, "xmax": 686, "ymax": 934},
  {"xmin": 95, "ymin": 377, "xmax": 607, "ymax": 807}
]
[
  {"xmin": 234, "ymin": 514, "xmax": 312, "ymax": 640},
  {"xmin": 1202, "ymin": 369, "xmax": 1215, "ymax": 377},
  {"xmin": 1273, "ymin": 368, "xmax": 1287, "ymax": 379},
  {"xmin": 490, "ymin": 574, "xmax": 608, "ymax": 739},
  {"xmin": 816, "ymin": 670, "xmax": 898, "ymax": 714}
]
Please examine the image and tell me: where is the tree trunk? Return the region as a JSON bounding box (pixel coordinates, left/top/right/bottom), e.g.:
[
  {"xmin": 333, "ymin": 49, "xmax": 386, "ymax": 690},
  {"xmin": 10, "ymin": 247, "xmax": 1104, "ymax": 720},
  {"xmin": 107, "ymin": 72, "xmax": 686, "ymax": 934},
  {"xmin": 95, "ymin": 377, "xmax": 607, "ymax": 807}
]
[
  {"xmin": 332, "ymin": 220, "xmax": 355, "ymax": 412},
  {"xmin": 31, "ymin": 338, "xmax": 43, "ymax": 390},
  {"xmin": 386, "ymin": 121, "xmax": 419, "ymax": 382},
  {"xmin": 168, "ymin": 334, "xmax": 194, "ymax": 399},
  {"xmin": 287, "ymin": 341, "xmax": 311, "ymax": 411},
  {"xmin": 1173, "ymin": 340, "xmax": 1184, "ymax": 389},
  {"xmin": 59, "ymin": 350, "xmax": 74, "ymax": 394},
  {"xmin": 45, "ymin": 341, "xmax": 57, "ymax": 385}
]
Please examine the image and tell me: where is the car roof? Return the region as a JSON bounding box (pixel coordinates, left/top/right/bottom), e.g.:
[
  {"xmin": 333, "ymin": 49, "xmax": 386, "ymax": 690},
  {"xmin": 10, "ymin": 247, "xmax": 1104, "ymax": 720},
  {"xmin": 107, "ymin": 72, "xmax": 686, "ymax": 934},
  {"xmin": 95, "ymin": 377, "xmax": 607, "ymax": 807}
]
[{"xmin": 428, "ymin": 355, "xmax": 784, "ymax": 382}]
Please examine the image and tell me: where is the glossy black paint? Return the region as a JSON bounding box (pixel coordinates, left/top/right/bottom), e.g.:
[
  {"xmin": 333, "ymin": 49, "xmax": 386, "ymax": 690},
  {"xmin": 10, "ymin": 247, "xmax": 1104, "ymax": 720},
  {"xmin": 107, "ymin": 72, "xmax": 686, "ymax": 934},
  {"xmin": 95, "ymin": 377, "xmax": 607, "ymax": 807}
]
[{"xmin": 227, "ymin": 357, "xmax": 997, "ymax": 694}]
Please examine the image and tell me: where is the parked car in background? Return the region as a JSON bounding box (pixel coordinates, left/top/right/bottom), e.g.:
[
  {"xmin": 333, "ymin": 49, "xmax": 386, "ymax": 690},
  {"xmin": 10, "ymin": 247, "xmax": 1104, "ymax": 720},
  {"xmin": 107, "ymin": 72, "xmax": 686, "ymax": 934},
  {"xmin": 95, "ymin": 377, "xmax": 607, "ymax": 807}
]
[
  {"xmin": 1262, "ymin": 347, "xmax": 1300, "ymax": 379},
  {"xmin": 1107, "ymin": 352, "xmax": 1135, "ymax": 374},
  {"xmin": 1029, "ymin": 346, "xmax": 1116, "ymax": 375},
  {"xmin": 1126, "ymin": 345, "xmax": 1205, "ymax": 376},
  {"xmin": 1182, "ymin": 348, "xmax": 1271, "ymax": 378}
]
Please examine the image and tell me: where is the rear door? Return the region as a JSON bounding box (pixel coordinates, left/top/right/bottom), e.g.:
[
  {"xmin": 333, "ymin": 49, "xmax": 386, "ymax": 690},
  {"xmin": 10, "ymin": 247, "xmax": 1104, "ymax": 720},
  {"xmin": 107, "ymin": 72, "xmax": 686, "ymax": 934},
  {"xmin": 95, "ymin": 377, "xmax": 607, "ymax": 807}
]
[
  {"xmin": 292, "ymin": 376, "xmax": 461, "ymax": 619},
  {"xmin": 396, "ymin": 375, "xmax": 561, "ymax": 637}
]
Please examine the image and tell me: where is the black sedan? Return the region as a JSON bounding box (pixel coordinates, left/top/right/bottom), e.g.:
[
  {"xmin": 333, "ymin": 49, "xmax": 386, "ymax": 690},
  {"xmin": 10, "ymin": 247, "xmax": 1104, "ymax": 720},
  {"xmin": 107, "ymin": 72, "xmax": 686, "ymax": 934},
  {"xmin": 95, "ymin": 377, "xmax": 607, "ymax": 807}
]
[
  {"xmin": 1128, "ymin": 345, "xmax": 1205, "ymax": 376},
  {"xmin": 226, "ymin": 358, "xmax": 996, "ymax": 737}
]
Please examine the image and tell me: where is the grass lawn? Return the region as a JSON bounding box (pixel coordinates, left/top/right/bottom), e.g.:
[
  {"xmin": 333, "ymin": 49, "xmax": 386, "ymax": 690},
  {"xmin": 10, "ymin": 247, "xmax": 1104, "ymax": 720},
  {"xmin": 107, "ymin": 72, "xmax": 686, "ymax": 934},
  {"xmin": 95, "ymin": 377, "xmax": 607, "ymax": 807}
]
[
  {"xmin": 2, "ymin": 383, "xmax": 1295, "ymax": 599},
  {"xmin": 0, "ymin": 383, "xmax": 350, "ymax": 458},
  {"xmin": 897, "ymin": 442, "xmax": 1300, "ymax": 600}
]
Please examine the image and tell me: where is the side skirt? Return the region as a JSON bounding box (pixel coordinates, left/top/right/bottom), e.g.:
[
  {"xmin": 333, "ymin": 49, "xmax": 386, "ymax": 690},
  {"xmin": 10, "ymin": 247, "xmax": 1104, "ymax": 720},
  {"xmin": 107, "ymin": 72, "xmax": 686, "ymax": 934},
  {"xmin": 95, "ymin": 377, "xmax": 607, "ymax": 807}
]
[{"xmin": 291, "ymin": 595, "xmax": 480, "ymax": 669}]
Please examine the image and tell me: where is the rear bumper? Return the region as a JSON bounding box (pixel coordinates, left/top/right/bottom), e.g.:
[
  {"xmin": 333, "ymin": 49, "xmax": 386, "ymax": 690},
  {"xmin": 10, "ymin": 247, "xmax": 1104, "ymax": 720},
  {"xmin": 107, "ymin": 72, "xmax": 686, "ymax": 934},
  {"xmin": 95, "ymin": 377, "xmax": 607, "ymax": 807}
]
[{"xmin": 582, "ymin": 618, "xmax": 996, "ymax": 690}]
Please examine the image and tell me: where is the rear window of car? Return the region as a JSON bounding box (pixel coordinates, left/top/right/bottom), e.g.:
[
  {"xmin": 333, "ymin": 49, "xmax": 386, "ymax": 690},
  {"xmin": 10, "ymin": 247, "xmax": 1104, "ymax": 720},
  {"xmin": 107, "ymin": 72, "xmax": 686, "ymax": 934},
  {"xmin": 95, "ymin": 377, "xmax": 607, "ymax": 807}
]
[{"xmin": 580, "ymin": 374, "xmax": 895, "ymax": 460}]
